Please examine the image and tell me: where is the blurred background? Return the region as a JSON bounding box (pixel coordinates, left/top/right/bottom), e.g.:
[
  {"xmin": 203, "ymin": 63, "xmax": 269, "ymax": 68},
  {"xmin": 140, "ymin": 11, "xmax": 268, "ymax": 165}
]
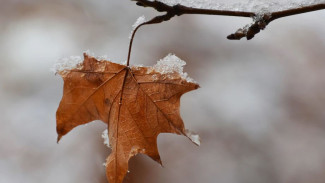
[{"xmin": 1, "ymin": 0, "xmax": 325, "ymax": 183}]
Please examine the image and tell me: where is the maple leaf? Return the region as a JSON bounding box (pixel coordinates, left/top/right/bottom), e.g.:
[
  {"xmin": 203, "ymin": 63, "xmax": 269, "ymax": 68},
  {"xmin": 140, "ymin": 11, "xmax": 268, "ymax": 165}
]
[{"xmin": 56, "ymin": 53, "xmax": 200, "ymax": 183}]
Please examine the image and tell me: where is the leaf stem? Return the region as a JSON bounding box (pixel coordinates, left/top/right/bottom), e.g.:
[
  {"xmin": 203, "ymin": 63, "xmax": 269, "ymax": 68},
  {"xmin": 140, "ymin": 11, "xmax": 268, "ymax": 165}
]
[
  {"xmin": 127, "ymin": 12, "xmax": 176, "ymax": 66},
  {"xmin": 127, "ymin": 23, "xmax": 146, "ymax": 66}
]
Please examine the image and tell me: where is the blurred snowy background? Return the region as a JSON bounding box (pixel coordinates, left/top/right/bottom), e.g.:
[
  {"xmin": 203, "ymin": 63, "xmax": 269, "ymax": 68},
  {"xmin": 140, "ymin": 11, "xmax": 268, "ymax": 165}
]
[{"xmin": 1, "ymin": 0, "xmax": 325, "ymax": 183}]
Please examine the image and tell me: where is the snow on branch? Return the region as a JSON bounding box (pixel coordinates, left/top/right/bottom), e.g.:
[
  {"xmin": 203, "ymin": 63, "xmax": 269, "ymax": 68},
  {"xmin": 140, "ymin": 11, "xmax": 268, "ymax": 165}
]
[{"xmin": 131, "ymin": 0, "xmax": 325, "ymax": 40}]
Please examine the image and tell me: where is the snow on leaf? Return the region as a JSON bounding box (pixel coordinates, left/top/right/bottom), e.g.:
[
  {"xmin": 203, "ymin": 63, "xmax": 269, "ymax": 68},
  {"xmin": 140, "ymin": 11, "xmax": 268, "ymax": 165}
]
[
  {"xmin": 147, "ymin": 54, "xmax": 196, "ymax": 83},
  {"xmin": 51, "ymin": 56, "xmax": 82, "ymax": 74},
  {"xmin": 52, "ymin": 50, "xmax": 112, "ymax": 74},
  {"xmin": 102, "ymin": 129, "xmax": 110, "ymax": 148}
]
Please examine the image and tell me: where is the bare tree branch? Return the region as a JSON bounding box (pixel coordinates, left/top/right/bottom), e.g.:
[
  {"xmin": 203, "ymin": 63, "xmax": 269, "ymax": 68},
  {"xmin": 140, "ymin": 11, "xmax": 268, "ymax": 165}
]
[{"xmin": 131, "ymin": 0, "xmax": 325, "ymax": 40}]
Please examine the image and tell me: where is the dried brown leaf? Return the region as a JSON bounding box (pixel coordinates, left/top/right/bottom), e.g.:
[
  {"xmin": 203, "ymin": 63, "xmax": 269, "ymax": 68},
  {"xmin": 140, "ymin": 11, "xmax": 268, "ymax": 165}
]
[{"xmin": 56, "ymin": 53, "xmax": 199, "ymax": 183}]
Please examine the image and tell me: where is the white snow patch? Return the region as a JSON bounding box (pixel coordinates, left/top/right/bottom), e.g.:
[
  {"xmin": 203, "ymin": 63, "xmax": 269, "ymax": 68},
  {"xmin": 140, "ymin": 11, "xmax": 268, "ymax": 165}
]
[
  {"xmin": 51, "ymin": 50, "xmax": 112, "ymax": 73},
  {"xmin": 84, "ymin": 49, "xmax": 95, "ymax": 57},
  {"xmin": 120, "ymin": 60, "xmax": 127, "ymax": 65},
  {"xmin": 102, "ymin": 129, "xmax": 110, "ymax": 148},
  {"xmin": 185, "ymin": 129, "xmax": 201, "ymax": 146},
  {"xmin": 131, "ymin": 64, "xmax": 145, "ymax": 70},
  {"xmin": 84, "ymin": 49, "xmax": 109, "ymax": 61},
  {"xmin": 51, "ymin": 55, "xmax": 82, "ymax": 73},
  {"xmin": 96, "ymin": 55, "xmax": 109, "ymax": 61},
  {"xmin": 129, "ymin": 15, "xmax": 146, "ymax": 39},
  {"xmin": 152, "ymin": 54, "xmax": 196, "ymax": 83}
]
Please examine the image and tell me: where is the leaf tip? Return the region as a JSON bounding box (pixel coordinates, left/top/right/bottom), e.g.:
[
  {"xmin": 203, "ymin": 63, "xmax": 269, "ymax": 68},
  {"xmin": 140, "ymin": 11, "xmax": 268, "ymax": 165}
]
[
  {"xmin": 57, "ymin": 135, "xmax": 62, "ymax": 144},
  {"xmin": 159, "ymin": 160, "xmax": 164, "ymax": 168},
  {"xmin": 155, "ymin": 157, "xmax": 163, "ymax": 167},
  {"xmin": 185, "ymin": 129, "xmax": 201, "ymax": 146}
]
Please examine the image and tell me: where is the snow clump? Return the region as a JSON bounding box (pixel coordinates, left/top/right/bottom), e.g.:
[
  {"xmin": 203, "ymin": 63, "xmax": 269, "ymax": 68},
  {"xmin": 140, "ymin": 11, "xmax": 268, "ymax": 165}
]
[
  {"xmin": 152, "ymin": 54, "xmax": 196, "ymax": 83},
  {"xmin": 102, "ymin": 129, "xmax": 110, "ymax": 148},
  {"xmin": 52, "ymin": 50, "xmax": 111, "ymax": 74},
  {"xmin": 51, "ymin": 55, "xmax": 82, "ymax": 74}
]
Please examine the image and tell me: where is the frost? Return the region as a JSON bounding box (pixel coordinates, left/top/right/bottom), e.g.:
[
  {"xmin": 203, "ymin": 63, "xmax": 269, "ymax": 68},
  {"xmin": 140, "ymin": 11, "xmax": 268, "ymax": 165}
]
[
  {"xmin": 84, "ymin": 50, "xmax": 109, "ymax": 61},
  {"xmin": 133, "ymin": 15, "xmax": 146, "ymax": 29},
  {"xmin": 151, "ymin": 54, "xmax": 196, "ymax": 83},
  {"xmin": 95, "ymin": 55, "xmax": 109, "ymax": 61},
  {"xmin": 51, "ymin": 55, "xmax": 82, "ymax": 74},
  {"xmin": 52, "ymin": 50, "xmax": 111, "ymax": 74},
  {"xmin": 120, "ymin": 60, "xmax": 127, "ymax": 65},
  {"xmin": 132, "ymin": 64, "xmax": 144, "ymax": 69},
  {"xmin": 84, "ymin": 49, "xmax": 95, "ymax": 58},
  {"xmin": 102, "ymin": 129, "xmax": 110, "ymax": 148},
  {"xmin": 154, "ymin": 0, "xmax": 325, "ymax": 13},
  {"xmin": 129, "ymin": 15, "xmax": 146, "ymax": 39},
  {"xmin": 185, "ymin": 129, "xmax": 201, "ymax": 146}
]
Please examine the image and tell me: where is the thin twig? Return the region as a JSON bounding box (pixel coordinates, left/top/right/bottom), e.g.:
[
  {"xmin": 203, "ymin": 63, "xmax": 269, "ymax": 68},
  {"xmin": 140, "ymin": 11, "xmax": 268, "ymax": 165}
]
[
  {"xmin": 132, "ymin": 0, "xmax": 325, "ymax": 40},
  {"xmin": 127, "ymin": 23, "xmax": 145, "ymax": 66},
  {"xmin": 127, "ymin": 13, "xmax": 176, "ymax": 66}
]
